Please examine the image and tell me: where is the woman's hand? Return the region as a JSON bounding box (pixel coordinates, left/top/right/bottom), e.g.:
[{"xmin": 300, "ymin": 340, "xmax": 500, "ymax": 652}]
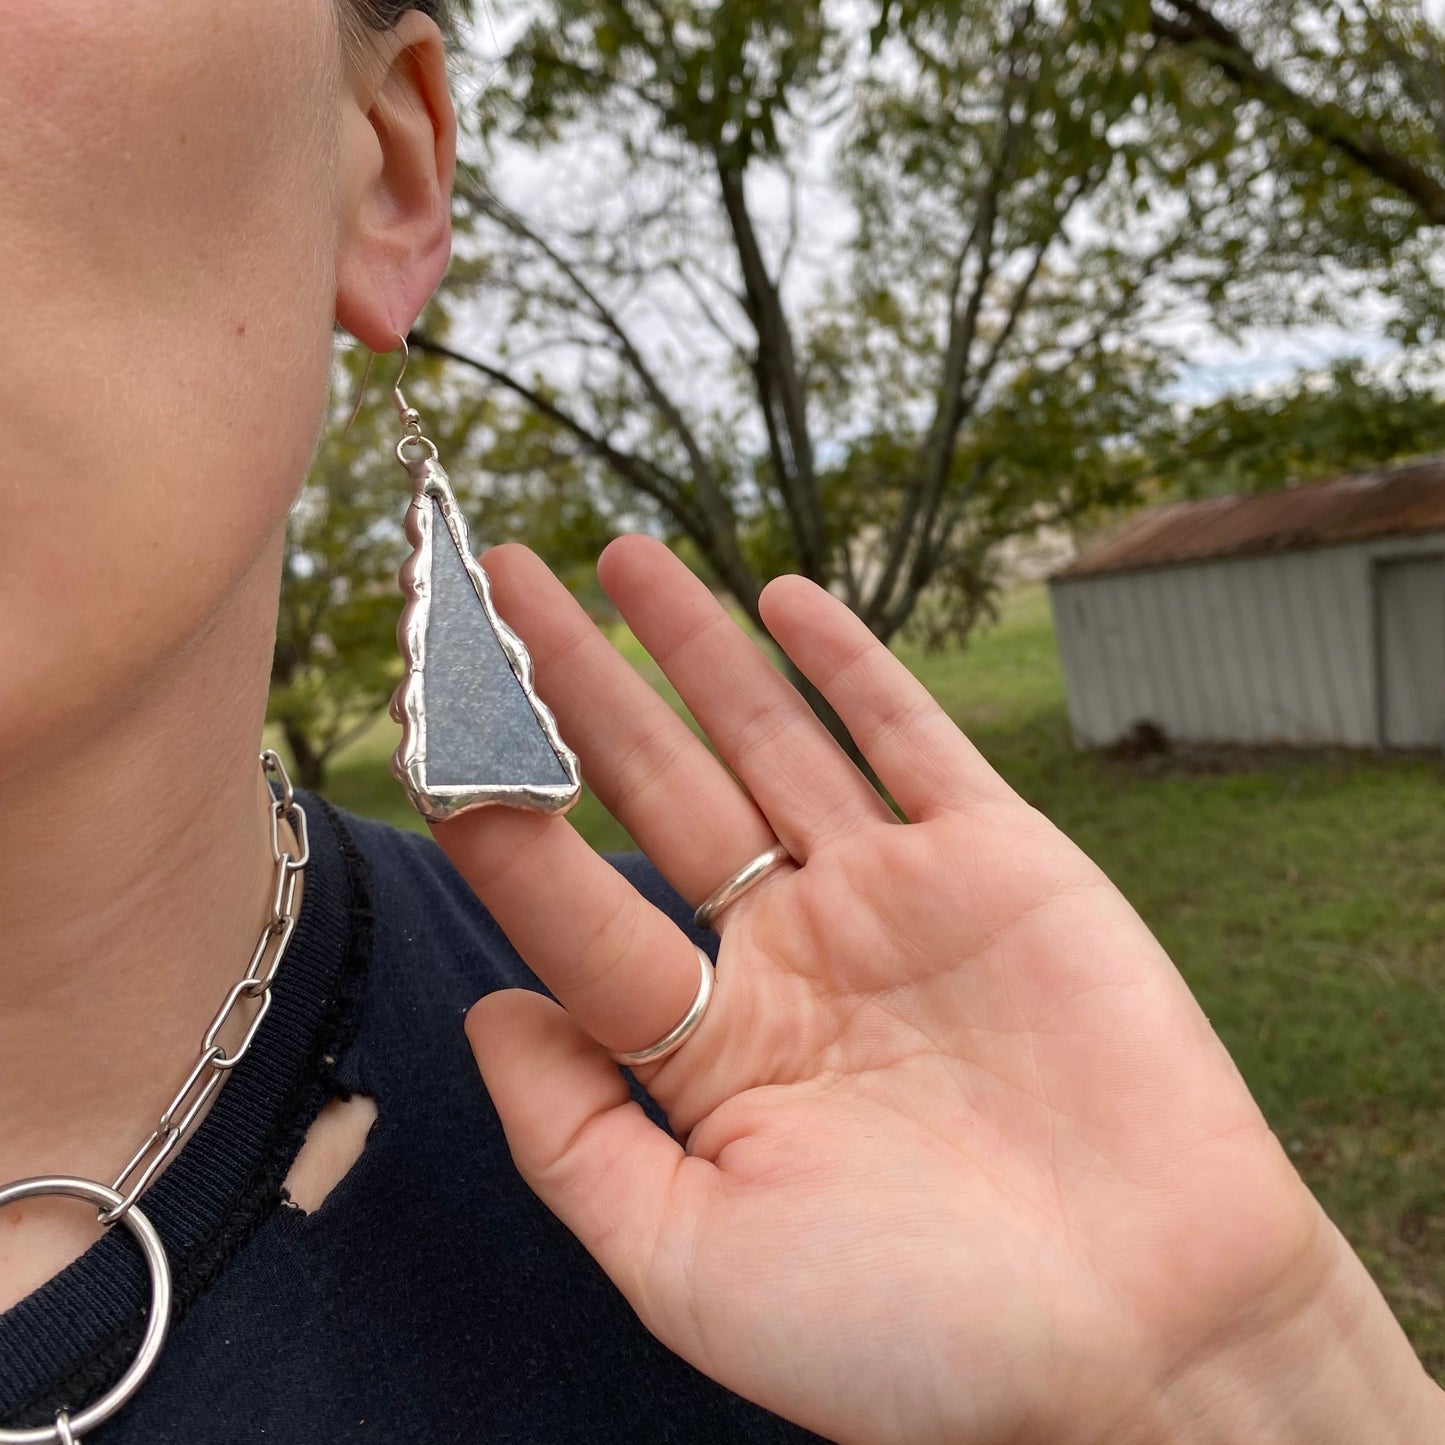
[{"xmin": 432, "ymin": 537, "xmax": 1443, "ymax": 1445}]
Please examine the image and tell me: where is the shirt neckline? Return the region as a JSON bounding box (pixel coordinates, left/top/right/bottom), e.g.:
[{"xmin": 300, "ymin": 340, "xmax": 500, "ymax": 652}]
[{"xmin": 0, "ymin": 791, "xmax": 373, "ymax": 1431}]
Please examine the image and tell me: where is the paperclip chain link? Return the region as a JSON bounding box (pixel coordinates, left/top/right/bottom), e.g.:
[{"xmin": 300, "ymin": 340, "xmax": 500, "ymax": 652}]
[{"xmin": 97, "ymin": 750, "xmax": 308, "ymax": 1226}]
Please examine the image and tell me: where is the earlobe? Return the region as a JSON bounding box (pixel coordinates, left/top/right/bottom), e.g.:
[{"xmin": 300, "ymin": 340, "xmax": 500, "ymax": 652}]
[{"xmin": 334, "ymin": 12, "xmax": 456, "ymax": 351}]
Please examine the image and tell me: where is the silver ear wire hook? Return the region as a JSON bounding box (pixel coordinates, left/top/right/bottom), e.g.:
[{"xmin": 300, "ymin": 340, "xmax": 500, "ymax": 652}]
[
  {"xmin": 391, "ymin": 331, "xmax": 422, "ymax": 436},
  {"xmin": 339, "ymin": 332, "xmax": 417, "ymax": 439},
  {"xmin": 388, "ymin": 331, "xmax": 439, "ymax": 470}
]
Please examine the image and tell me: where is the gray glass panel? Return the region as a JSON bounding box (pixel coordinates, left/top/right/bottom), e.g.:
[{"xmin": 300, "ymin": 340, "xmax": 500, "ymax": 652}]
[{"xmin": 423, "ymin": 501, "xmax": 571, "ymax": 788}]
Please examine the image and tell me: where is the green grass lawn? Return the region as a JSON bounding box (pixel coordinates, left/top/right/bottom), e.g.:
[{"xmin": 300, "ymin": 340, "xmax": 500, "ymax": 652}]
[{"xmin": 288, "ymin": 584, "xmax": 1445, "ymax": 1375}]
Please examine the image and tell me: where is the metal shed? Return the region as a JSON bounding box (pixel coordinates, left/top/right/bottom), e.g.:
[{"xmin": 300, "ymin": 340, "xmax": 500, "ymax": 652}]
[{"xmin": 1047, "ymin": 459, "xmax": 1445, "ymax": 749}]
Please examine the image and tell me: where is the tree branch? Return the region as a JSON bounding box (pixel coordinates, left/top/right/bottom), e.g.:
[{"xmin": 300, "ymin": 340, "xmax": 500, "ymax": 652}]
[
  {"xmin": 466, "ymin": 186, "xmax": 740, "ymax": 539},
  {"xmin": 864, "ymin": 0, "xmax": 1040, "ymax": 629},
  {"xmin": 410, "ymin": 332, "xmax": 696, "ymax": 525},
  {"xmin": 874, "ymin": 452, "xmax": 999, "ymax": 642},
  {"xmin": 1151, "ymin": 0, "xmax": 1445, "ymax": 223},
  {"xmin": 409, "ymin": 331, "xmax": 766, "ymax": 612},
  {"xmin": 1355, "ymin": 0, "xmax": 1445, "ymax": 156},
  {"xmin": 715, "ymin": 160, "xmax": 825, "ymax": 576},
  {"xmin": 466, "ymin": 184, "xmax": 767, "ymax": 590},
  {"xmin": 958, "ymin": 176, "xmax": 1093, "ymax": 415},
  {"xmin": 660, "ymin": 259, "xmax": 753, "ymax": 360}
]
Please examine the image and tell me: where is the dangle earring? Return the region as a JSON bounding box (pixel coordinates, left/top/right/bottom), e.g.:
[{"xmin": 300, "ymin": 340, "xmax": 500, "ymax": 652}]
[{"xmin": 385, "ymin": 333, "xmax": 582, "ymax": 822}]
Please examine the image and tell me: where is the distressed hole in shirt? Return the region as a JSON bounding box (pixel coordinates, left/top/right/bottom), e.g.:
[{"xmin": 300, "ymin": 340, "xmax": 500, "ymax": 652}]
[{"xmin": 281, "ymin": 1092, "xmax": 378, "ymax": 1214}]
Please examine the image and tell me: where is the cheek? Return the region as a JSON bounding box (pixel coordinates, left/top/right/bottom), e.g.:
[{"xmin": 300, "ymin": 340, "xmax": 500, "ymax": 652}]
[{"xmin": 0, "ymin": 1, "xmax": 345, "ymax": 758}]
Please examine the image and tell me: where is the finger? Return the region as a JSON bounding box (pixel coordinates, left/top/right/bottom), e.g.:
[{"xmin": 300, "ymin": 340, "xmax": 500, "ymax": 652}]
[
  {"xmin": 596, "ymin": 535, "xmax": 897, "ymax": 856},
  {"xmin": 756, "ymin": 573, "xmax": 1014, "ymax": 821},
  {"xmin": 466, "ymin": 988, "xmax": 694, "ymax": 1317},
  {"xmin": 432, "ymin": 805, "xmax": 703, "ymax": 1060},
  {"xmin": 480, "ymin": 543, "xmax": 788, "ymax": 917}
]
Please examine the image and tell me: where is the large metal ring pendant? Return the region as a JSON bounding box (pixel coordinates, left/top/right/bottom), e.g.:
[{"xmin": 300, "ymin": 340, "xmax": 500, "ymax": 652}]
[{"xmin": 0, "ymin": 1178, "xmax": 172, "ymax": 1445}]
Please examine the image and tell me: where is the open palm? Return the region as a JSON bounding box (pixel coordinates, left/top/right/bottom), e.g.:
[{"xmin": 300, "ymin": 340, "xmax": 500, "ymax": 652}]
[{"xmin": 433, "ymin": 536, "xmax": 1360, "ymax": 1445}]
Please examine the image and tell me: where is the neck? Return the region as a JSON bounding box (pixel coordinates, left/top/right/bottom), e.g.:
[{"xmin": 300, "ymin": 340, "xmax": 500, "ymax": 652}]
[{"xmin": 0, "ymin": 537, "xmax": 289, "ymax": 1195}]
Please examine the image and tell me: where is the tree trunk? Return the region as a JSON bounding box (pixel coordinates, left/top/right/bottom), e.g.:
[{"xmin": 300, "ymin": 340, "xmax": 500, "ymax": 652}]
[
  {"xmin": 281, "ymin": 721, "xmax": 327, "ymax": 793},
  {"xmin": 731, "ymin": 589, "xmax": 892, "ymax": 802},
  {"xmin": 777, "ymin": 655, "xmax": 890, "ymax": 805}
]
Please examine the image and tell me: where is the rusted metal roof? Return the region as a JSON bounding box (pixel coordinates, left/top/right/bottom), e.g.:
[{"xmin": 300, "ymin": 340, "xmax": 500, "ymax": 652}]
[{"xmin": 1053, "ymin": 457, "xmax": 1445, "ymax": 581}]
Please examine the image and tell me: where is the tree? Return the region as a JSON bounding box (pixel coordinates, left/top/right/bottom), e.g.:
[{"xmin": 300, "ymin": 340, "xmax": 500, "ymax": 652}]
[
  {"xmin": 413, "ymin": 0, "xmax": 1436, "ymax": 739},
  {"xmin": 1148, "ymin": 0, "xmax": 1445, "ymax": 225},
  {"xmin": 1146, "ymin": 357, "xmax": 1445, "ymax": 496}
]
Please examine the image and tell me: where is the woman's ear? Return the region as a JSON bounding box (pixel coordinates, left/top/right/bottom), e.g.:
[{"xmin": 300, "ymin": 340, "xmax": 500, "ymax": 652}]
[{"xmin": 334, "ymin": 10, "xmax": 456, "ymax": 349}]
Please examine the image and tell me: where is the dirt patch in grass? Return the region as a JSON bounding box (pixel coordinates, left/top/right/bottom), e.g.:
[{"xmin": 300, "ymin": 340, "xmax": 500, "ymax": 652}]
[{"xmin": 1103, "ymin": 731, "xmax": 1445, "ymax": 780}]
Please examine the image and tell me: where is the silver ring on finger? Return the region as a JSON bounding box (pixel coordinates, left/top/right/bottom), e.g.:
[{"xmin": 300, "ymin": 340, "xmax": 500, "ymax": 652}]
[
  {"xmin": 693, "ymin": 843, "xmax": 793, "ymax": 931},
  {"xmin": 609, "ymin": 944, "xmax": 716, "ymax": 1068}
]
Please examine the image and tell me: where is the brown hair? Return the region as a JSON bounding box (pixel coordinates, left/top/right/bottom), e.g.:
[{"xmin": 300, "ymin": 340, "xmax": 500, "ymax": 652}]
[{"xmin": 339, "ymin": 1, "xmax": 461, "ymax": 53}]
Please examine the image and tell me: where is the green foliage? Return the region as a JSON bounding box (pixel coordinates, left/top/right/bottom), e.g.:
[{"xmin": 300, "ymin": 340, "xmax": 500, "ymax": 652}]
[
  {"xmin": 1154, "ymin": 359, "xmax": 1445, "ymax": 496},
  {"xmin": 504, "ymin": 0, "xmax": 833, "ymax": 163},
  {"xmin": 1146, "ymin": 3, "xmax": 1445, "ymax": 209},
  {"xmin": 1139, "ymin": 0, "xmax": 1445, "ymax": 341}
]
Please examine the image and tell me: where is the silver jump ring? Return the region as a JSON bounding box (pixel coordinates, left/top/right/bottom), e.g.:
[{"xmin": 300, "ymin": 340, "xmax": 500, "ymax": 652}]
[
  {"xmin": 609, "ymin": 945, "xmax": 715, "ymax": 1068},
  {"xmin": 0, "ymin": 1178, "xmax": 172, "ymax": 1445},
  {"xmin": 693, "ymin": 843, "xmax": 794, "ymax": 931},
  {"xmin": 396, "ymin": 434, "xmax": 440, "ymax": 467}
]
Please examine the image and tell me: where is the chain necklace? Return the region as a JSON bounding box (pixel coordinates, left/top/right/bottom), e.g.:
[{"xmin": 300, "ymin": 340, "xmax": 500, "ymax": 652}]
[{"xmin": 0, "ymin": 750, "xmax": 309, "ymax": 1445}]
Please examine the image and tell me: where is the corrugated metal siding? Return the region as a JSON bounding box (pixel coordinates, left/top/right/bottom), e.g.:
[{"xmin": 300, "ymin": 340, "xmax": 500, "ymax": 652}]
[{"xmin": 1048, "ymin": 532, "xmax": 1445, "ymax": 747}]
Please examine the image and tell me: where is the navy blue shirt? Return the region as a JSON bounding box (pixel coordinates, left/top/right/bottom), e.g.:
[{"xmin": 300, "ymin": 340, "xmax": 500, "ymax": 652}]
[{"xmin": 0, "ymin": 794, "xmax": 827, "ymax": 1443}]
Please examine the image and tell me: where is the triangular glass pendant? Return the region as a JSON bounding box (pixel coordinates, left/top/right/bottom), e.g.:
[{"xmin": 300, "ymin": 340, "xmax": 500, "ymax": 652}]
[{"xmin": 391, "ymin": 451, "xmax": 582, "ymax": 822}]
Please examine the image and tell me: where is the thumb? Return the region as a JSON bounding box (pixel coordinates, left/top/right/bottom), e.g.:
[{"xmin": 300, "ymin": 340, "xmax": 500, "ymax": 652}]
[{"xmin": 465, "ymin": 987, "xmax": 689, "ymax": 1314}]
